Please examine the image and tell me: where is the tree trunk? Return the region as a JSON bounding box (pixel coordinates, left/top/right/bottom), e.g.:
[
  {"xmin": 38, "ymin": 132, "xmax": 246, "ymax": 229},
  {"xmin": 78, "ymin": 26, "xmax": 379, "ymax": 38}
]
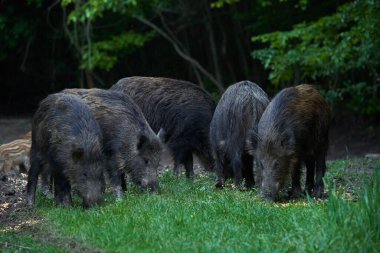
[
  {"xmin": 85, "ymin": 70, "xmax": 95, "ymax": 88},
  {"xmin": 204, "ymin": 0, "xmax": 222, "ymax": 86}
]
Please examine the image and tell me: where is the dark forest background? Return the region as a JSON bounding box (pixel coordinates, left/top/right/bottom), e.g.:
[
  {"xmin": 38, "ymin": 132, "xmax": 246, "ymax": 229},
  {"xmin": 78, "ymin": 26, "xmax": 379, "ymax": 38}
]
[{"xmin": 1, "ymin": 0, "xmax": 379, "ymax": 117}]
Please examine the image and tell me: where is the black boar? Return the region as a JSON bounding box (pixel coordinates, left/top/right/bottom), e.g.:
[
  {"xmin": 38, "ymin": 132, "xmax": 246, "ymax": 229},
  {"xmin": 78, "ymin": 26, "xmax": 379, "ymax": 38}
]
[
  {"xmin": 62, "ymin": 88, "xmax": 162, "ymax": 198},
  {"xmin": 110, "ymin": 77, "xmax": 216, "ymax": 178},
  {"xmin": 210, "ymin": 81, "xmax": 269, "ymax": 188},
  {"xmin": 256, "ymin": 84, "xmax": 331, "ymax": 201},
  {"xmin": 26, "ymin": 93, "xmax": 105, "ymax": 208}
]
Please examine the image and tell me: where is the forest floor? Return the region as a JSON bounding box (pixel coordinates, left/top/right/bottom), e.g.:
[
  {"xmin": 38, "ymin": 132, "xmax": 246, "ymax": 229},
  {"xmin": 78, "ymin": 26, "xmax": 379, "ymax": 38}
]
[{"xmin": 0, "ymin": 116, "xmax": 379, "ymax": 252}]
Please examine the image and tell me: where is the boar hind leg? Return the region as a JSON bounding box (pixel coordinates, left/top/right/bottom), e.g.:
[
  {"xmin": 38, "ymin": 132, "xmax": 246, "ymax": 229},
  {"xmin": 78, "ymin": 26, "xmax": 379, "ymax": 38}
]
[
  {"xmin": 41, "ymin": 164, "xmax": 53, "ymax": 199},
  {"xmin": 214, "ymin": 152, "xmax": 226, "ymax": 188},
  {"xmin": 242, "ymin": 154, "xmax": 254, "ymax": 189},
  {"xmin": 231, "ymin": 156, "xmax": 243, "ymax": 188},
  {"xmin": 54, "ymin": 172, "xmax": 72, "ymax": 207},
  {"xmin": 26, "ymin": 150, "xmax": 42, "ymax": 207},
  {"xmin": 315, "ymin": 154, "xmax": 327, "ymax": 198},
  {"xmin": 108, "ymin": 167, "xmax": 123, "ymax": 200},
  {"xmin": 173, "ymin": 151, "xmax": 193, "ymax": 178},
  {"xmin": 121, "ymin": 172, "xmax": 127, "ymax": 192},
  {"xmin": 3, "ymin": 160, "xmax": 12, "ymax": 175},
  {"xmin": 184, "ymin": 155, "xmax": 194, "ymax": 178},
  {"xmin": 173, "ymin": 161, "xmax": 181, "ymax": 176},
  {"xmin": 304, "ymin": 157, "xmax": 316, "ymax": 196},
  {"xmin": 289, "ymin": 161, "xmax": 303, "ymax": 198}
]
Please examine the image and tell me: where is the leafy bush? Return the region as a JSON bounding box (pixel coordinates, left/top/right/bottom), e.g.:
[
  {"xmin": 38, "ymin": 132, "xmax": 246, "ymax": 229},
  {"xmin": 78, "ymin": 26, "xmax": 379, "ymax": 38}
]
[
  {"xmin": 252, "ymin": 0, "xmax": 380, "ymax": 115},
  {"xmin": 321, "ymin": 82, "xmax": 380, "ymax": 116}
]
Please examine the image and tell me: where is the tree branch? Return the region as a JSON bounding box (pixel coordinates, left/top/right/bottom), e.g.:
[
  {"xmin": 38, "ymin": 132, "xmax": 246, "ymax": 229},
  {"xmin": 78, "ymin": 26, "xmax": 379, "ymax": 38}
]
[
  {"xmin": 158, "ymin": 11, "xmax": 205, "ymax": 88},
  {"xmin": 62, "ymin": 7, "xmax": 82, "ymax": 55},
  {"xmin": 20, "ymin": 37, "xmax": 32, "ymax": 72},
  {"xmin": 135, "ymin": 15, "xmax": 224, "ymax": 92}
]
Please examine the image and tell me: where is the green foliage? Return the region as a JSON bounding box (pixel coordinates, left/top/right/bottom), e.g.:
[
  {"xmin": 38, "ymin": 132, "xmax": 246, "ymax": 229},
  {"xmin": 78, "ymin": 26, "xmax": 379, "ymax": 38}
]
[
  {"xmin": 252, "ymin": 0, "xmax": 380, "ymax": 92},
  {"xmin": 342, "ymin": 82, "xmax": 380, "ymax": 116},
  {"xmin": 211, "ymin": 0, "xmax": 240, "ymax": 8},
  {"xmin": 256, "ymin": 0, "xmax": 309, "ymax": 10},
  {"xmin": 61, "ymin": 0, "xmax": 137, "ymax": 22},
  {"xmin": 321, "ymin": 82, "xmax": 380, "ymax": 115},
  {"xmin": 0, "ymin": 7, "xmax": 31, "ymax": 61},
  {"xmin": 211, "ymin": 0, "xmax": 309, "ymax": 9},
  {"xmin": 80, "ymin": 31, "xmax": 155, "ymax": 70},
  {"xmin": 60, "ymin": 0, "xmax": 159, "ymax": 71},
  {"xmin": 1, "ymin": 0, "xmax": 378, "ymax": 115},
  {"xmin": 252, "ymin": 0, "xmax": 380, "ymax": 115}
]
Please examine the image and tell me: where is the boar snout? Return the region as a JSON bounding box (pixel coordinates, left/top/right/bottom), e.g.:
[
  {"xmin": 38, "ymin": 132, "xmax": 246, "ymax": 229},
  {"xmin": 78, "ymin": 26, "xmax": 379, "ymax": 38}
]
[
  {"xmin": 141, "ymin": 178, "xmax": 159, "ymax": 193},
  {"xmin": 261, "ymin": 181, "xmax": 280, "ymax": 202},
  {"xmin": 82, "ymin": 196, "xmax": 102, "ymax": 209}
]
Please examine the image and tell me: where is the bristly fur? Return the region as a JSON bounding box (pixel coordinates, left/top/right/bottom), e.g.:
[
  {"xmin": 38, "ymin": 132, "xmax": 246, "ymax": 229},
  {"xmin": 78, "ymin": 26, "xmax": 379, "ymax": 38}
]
[
  {"xmin": 110, "ymin": 76, "xmax": 216, "ymax": 178},
  {"xmin": 0, "ymin": 139, "xmax": 31, "ymax": 176},
  {"xmin": 27, "ymin": 93, "xmax": 105, "ymax": 208},
  {"xmin": 209, "ymin": 80, "xmax": 269, "ymax": 188},
  {"xmin": 62, "ymin": 88, "xmax": 162, "ymax": 194},
  {"xmin": 256, "ymin": 84, "xmax": 331, "ymax": 201}
]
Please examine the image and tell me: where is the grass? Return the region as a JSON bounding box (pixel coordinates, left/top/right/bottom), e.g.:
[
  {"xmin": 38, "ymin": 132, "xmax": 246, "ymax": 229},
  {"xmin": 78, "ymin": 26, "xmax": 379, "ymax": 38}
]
[
  {"xmin": 1, "ymin": 157, "xmax": 379, "ymax": 253},
  {"xmin": 0, "ymin": 232, "xmax": 64, "ymax": 253}
]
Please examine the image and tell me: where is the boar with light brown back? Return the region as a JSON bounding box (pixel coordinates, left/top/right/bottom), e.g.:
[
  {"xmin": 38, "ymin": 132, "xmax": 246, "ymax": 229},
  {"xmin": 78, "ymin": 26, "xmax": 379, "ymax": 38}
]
[{"xmin": 256, "ymin": 84, "xmax": 331, "ymax": 201}]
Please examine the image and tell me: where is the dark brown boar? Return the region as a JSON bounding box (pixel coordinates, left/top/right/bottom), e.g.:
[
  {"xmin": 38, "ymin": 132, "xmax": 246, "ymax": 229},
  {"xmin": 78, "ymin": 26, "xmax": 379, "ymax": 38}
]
[
  {"xmin": 210, "ymin": 81, "xmax": 269, "ymax": 188},
  {"xmin": 62, "ymin": 88, "xmax": 162, "ymax": 198},
  {"xmin": 110, "ymin": 77, "xmax": 216, "ymax": 178},
  {"xmin": 27, "ymin": 93, "xmax": 105, "ymax": 208},
  {"xmin": 256, "ymin": 84, "xmax": 331, "ymax": 201}
]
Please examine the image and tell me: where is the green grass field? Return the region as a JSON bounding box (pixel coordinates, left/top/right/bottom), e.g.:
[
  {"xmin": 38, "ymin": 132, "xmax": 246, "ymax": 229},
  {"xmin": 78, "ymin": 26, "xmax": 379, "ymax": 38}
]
[{"xmin": 1, "ymin": 157, "xmax": 380, "ymax": 253}]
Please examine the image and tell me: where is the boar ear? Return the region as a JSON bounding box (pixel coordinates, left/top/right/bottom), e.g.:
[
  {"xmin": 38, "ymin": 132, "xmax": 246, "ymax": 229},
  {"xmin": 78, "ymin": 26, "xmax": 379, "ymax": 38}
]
[
  {"xmin": 157, "ymin": 128, "xmax": 166, "ymax": 143},
  {"xmin": 72, "ymin": 147, "xmax": 84, "ymax": 163},
  {"xmin": 247, "ymin": 138, "xmax": 257, "ymax": 156},
  {"xmin": 137, "ymin": 134, "xmax": 149, "ymax": 151}
]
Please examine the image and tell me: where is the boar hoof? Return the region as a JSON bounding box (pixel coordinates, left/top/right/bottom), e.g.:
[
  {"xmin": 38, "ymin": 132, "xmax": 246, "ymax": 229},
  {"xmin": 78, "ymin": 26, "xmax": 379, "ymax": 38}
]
[
  {"xmin": 26, "ymin": 198, "xmax": 35, "ymax": 208},
  {"xmin": 215, "ymin": 181, "xmax": 224, "ymax": 189},
  {"xmin": 56, "ymin": 201, "xmax": 72, "ymax": 208},
  {"xmin": 313, "ymin": 188, "xmax": 328, "ymax": 199},
  {"xmin": 263, "ymin": 197, "xmax": 274, "ymax": 203},
  {"xmin": 42, "ymin": 189, "xmax": 54, "ymax": 199},
  {"xmin": 185, "ymin": 171, "xmax": 194, "ymax": 179},
  {"xmin": 289, "ymin": 188, "xmax": 304, "ymax": 199}
]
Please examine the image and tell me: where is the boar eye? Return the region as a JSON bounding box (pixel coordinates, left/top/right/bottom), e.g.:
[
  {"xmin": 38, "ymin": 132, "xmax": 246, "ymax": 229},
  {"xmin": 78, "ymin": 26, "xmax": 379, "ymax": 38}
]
[
  {"xmin": 144, "ymin": 159, "xmax": 149, "ymax": 165},
  {"xmin": 83, "ymin": 172, "xmax": 87, "ymax": 177},
  {"xmin": 274, "ymin": 161, "xmax": 279, "ymax": 169}
]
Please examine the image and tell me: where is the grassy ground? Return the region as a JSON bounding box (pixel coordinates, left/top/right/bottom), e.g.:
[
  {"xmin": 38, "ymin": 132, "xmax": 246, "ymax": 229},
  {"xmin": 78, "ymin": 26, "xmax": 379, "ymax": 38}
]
[{"xmin": 1, "ymin": 157, "xmax": 379, "ymax": 253}]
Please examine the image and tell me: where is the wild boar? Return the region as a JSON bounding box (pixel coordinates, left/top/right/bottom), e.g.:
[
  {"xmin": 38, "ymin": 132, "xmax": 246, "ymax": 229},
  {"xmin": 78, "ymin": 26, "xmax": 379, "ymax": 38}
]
[
  {"xmin": 256, "ymin": 84, "xmax": 330, "ymax": 201},
  {"xmin": 111, "ymin": 76, "xmax": 216, "ymax": 178}
]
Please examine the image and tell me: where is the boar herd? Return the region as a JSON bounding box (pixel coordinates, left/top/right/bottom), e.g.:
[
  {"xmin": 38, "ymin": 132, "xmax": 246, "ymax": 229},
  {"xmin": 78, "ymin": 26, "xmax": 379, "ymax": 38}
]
[{"xmin": 26, "ymin": 76, "xmax": 330, "ymax": 208}]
